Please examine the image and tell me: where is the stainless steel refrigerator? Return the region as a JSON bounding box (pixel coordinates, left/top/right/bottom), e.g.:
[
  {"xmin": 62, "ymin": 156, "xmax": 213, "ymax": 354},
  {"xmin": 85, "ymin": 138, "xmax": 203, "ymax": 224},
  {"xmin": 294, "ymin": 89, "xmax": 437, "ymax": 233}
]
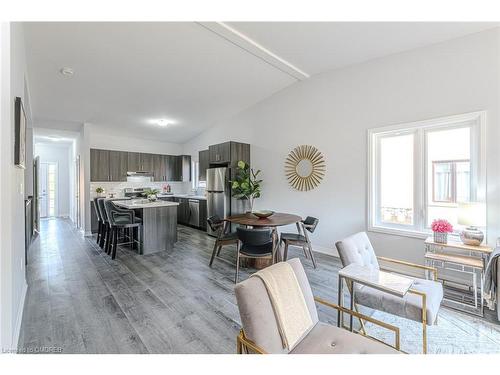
[{"xmin": 206, "ymin": 167, "xmax": 230, "ymax": 236}]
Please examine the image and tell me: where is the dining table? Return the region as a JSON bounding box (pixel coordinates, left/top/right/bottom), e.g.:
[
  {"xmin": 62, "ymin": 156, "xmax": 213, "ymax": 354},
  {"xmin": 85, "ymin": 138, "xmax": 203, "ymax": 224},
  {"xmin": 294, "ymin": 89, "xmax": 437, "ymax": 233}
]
[{"xmin": 225, "ymin": 212, "xmax": 303, "ymax": 267}]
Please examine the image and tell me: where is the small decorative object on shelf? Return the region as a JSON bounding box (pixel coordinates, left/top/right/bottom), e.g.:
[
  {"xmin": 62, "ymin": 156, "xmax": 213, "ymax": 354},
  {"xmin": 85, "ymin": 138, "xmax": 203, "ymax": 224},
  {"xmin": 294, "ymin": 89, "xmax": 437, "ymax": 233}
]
[
  {"xmin": 144, "ymin": 188, "xmax": 160, "ymax": 202},
  {"xmin": 95, "ymin": 187, "xmax": 104, "ymax": 197},
  {"xmin": 458, "ymin": 202, "xmax": 486, "ymax": 246},
  {"xmin": 431, "ymin": 219, "xmax": 453, "ymax": 244}
]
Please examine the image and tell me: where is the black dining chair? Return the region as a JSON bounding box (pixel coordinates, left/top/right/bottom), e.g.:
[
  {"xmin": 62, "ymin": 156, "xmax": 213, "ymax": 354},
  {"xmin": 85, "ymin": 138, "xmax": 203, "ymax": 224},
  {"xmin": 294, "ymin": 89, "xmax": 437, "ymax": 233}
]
[
  {"xmin": 104, "ymin": 200, "xmax": 142, "ymax": 260},
  {"xmin": 280, "ymin": 216, "xmax": 319, "ymax": 269},
  {"xmin": 235, "ymin": 227, "xmax": 274, "ymax": 283},
  {"xmin": 207, "ymin": 215, "xmax": 238, "ymax": 267},
  {"xmin": 93, "ymin": 197, "xmax": 104, "ymax": 245}
]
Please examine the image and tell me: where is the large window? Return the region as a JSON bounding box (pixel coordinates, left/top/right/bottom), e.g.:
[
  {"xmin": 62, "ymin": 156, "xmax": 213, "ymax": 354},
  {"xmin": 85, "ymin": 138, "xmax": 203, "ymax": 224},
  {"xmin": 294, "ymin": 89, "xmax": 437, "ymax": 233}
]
[{"xmin": 368, "ymin": 112, "xmax": 485, "ymax": 237}]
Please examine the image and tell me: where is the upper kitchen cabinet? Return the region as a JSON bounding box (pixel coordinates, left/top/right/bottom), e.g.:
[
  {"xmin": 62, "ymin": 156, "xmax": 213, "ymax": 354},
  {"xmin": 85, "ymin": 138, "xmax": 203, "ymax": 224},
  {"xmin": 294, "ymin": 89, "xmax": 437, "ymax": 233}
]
[
  {"xmin": 181, "ymin": 155, "xmax": 191, "ymax": 182},
  {"xmin": 108, "ymin": 150, "xmax": 128, "ymax": 182},
  {"xmin": 152, "ymin": 154, "xmax": 166, "ymax": 181},
  {"xmin": 229, "ymin": 142, "xmax": 250, "ymax": 168},
  {"xmin": 127, "ymin": 152, "xmax": 142, "ymax": 171},
  {"xmin": 198, "ymin": 149, "xmax": 209, "ymax": 181},
  {"xmin": 171, "ymin": 155, "xmax": 191, "ymax": 182},
  {"xmin": 90, "ymin": 149, "xmax": 110, "ymax": 182},
  {"xmin": 140, "ymin": 153, "xmax": 155, "ymax": 173},
  {"xmin": 209, "ymin": 142, "xmax": 231, "ymax": 164},
  {"xmin": 208, "ymin": 141, "xmax": 250, "ymax": 167}
]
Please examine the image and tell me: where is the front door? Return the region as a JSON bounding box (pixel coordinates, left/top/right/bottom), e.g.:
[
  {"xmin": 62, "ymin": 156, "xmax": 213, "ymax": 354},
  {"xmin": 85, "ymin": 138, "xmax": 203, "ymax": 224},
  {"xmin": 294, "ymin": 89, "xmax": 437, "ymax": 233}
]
[{"xmin": 39, "ymin": 162, "xmax": 57, "ymax": 218}]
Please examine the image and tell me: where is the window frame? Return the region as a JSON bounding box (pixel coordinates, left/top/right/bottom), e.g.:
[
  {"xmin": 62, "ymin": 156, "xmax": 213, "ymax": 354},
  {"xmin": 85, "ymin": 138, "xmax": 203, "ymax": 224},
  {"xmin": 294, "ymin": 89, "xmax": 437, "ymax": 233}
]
[
  {"xmin": 367, "ymin": 111, "xmax": 486, "ymax": 239},
  {"xmin": 431, "ymin": 159, "xmax": 470, "ymax": 204}
]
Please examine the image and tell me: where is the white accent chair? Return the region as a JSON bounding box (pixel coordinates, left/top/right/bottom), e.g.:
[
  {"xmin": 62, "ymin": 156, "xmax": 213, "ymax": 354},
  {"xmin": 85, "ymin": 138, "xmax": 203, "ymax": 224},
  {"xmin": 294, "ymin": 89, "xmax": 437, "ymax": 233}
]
[
  {"xmin": 335, "ymin": 232, "xmax": 443, "ymax": 354},
  {"xmin": 235, "ymin": 258, "xmax": 401, "ymax": 354}
]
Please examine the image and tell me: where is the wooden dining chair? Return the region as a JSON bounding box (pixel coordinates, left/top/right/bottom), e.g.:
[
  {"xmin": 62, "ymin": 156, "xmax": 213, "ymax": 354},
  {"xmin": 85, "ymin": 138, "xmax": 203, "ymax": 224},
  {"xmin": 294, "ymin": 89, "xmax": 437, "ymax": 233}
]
[
  {"xmin": 207, "ymin": 215, "xmax": 238, "ymax": 267},
  {"xmin": 235, "ymin": 227, "xmax": 274, "ymax": 283},
  {"xmin": 280, "ymin": 216, "xmax": 319, "ymax": 268}
]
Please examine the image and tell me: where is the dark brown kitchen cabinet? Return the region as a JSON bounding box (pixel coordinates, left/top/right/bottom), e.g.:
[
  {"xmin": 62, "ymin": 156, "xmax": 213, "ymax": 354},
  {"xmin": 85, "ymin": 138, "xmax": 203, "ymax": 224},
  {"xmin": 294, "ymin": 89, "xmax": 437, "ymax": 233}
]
[
  {"xmin": 90, "ymin": 149, "xmax": 110, "ymax": 182},
  {"xmin": 170, "ymin": 155, "xmax": 191, "ymax": 182},
  {"xmin": 181, "ymin": 155, "xmax": 191, "ymax": 182},
  {"xmin": 165, "ymin": 155, "xmax": 176, "ymax": 181},
  {"xmin": 108, "ymin": 150, "xmax": 128, "ymax": 181},
  {"xmin": 127, "ymin": 152, "xmax": 142, "ymax": 171},
  {"xmin": 141, "ymin": 153, "xmax": 154, "ymax": 172},
  {"xmin": 176, "ymin": 198, "xmax": 189, "ymax": 224},
  {"xmin": 199, "ymin": 199, "xmax": 207, "ymax": 230},
  {"xmin": 152, "ymin": 154, "xmax": 166, "ymax": 181},
  {"xmin": 209, "ymin": 142, "xmax": 231, "ymax": 164},
  {"xmin": 198, "ymin": 149, "xmax": 209, "ymax": 181}
]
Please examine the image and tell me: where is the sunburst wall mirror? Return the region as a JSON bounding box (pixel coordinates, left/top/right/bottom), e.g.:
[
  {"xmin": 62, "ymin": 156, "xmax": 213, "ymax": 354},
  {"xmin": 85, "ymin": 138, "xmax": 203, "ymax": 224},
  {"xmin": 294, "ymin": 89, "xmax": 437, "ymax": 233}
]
[{"xmin": 285, "ymin": 145, "xmax": 326, "ymax": 191}]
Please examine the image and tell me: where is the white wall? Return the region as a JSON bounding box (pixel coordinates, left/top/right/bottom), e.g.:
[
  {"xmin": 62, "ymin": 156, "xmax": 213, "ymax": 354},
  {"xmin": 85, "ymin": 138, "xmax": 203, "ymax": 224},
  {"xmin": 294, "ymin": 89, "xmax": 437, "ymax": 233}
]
[
  {"xmin": 87, "ymin": 123, "xmax": 182, "ymax": 155},
  {"xmin": 0, "ymin": 22, "xmax": 30, "ymax": 351},
  {"xmin": 35, "ymin": 143, "xmax": 72, "ymax": 217},
  {"xmin": 183, "ymin": 28, "xmax": 500, "ymax": 264}
]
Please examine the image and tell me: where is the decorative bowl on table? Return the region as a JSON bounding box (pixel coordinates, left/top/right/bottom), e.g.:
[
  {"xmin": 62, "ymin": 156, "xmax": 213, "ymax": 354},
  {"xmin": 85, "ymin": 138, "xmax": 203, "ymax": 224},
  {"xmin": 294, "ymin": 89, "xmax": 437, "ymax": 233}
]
[{"xmin": 252, "ymin": 210, "xmax": 274, "ymax": 219}]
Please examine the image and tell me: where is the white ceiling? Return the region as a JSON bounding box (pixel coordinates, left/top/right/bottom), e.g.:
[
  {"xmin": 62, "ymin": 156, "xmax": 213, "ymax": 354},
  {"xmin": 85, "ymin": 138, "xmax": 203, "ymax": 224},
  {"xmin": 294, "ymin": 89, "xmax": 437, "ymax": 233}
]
[
  {"xmin": 24, "ymin": 22, "xmax": 295, "ymax": 143},
  {"xmin": 228, "ymin": 22, "xmax": 499, "ymax": 75},
  {"xmin": 24, "ymin": 22, "xmax": 499, "ymax": 144}
]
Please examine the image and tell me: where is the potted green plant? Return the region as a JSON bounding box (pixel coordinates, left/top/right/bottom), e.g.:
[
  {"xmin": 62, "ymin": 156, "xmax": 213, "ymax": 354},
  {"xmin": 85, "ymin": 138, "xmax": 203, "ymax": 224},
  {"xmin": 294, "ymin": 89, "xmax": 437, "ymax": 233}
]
[
  {"xmin": 144, "ymin": 188, "xmax": 160, "ymax": 202},
  {"xmin": 95, "ymin": 187, "xmax": 104, "ymax": 197},
  {"xmin": 231, "ymin": 161, "xmax": 262, "ymax": 212}
]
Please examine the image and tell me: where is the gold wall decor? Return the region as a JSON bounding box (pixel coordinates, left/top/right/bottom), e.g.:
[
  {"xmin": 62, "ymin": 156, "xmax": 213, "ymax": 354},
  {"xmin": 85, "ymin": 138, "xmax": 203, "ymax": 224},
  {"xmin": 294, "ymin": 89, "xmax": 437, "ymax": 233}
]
[{"xmin": 285, "ymin": 145, "xmax": 326, "ymax": 191}]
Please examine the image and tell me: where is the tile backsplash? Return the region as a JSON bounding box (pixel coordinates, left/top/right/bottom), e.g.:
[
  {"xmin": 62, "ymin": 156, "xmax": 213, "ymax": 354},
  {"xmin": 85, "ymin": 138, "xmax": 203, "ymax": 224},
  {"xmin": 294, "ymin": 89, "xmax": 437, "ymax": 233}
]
[{"xmin": 90, "ymin": 181, "xmax": 192, "ymax": 198}]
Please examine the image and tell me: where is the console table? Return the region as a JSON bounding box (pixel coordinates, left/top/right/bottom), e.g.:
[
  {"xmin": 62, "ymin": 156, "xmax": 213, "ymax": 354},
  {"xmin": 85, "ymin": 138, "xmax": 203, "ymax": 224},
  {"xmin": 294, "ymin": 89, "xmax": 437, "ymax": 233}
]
[{"xmin": 424, "ymin": 237, "xmax": 493, "ymax": 316}]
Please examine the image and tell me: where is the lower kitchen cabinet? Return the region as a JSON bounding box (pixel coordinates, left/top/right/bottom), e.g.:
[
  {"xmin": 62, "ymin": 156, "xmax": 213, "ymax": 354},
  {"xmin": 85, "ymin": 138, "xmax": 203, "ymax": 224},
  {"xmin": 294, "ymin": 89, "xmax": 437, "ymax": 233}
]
[
  {"xmin": 199, "ymin": 200, "xmax": 207, "ymax": 231},
  {"xmin": 176, "ymin": 198, "xmax": 190, "ymax": 225}
]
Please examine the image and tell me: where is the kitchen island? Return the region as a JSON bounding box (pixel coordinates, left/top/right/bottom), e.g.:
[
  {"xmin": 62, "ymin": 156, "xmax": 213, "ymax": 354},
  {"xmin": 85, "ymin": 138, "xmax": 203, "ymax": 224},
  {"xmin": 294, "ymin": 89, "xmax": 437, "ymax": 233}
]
[{"xmin": 114, "ymin": 199, "xmax": 179, "ymax": 254}]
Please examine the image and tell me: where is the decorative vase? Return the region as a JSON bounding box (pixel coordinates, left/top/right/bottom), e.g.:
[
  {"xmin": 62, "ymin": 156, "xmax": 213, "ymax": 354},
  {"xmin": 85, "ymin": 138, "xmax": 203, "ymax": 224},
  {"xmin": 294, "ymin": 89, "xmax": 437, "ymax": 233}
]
[
  {"xmin": 433, "ymin": 231, "xmax": 448, "ymax": 244},
  {"xmin": 147, "ymin": 194, "xmax": 157, "ymax": 202}
]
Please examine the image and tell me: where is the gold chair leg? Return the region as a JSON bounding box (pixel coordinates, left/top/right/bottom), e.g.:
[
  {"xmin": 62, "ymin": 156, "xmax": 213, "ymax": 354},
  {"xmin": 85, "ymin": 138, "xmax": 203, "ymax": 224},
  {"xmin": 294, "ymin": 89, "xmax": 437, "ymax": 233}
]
[
  {"xmin": 237, "ymin": 335, "xmax": 242, "ymax": 354},
  {"xmin": 409, "ymin": 289, "xmax": 427, "ymax": 354},
  {"xmin": 422, "ymin": 321, "xmax": 427, "ymax": 354},
  {"xmin": 354, "ymin": 303, "xmax": 367, "ymax": 335}
]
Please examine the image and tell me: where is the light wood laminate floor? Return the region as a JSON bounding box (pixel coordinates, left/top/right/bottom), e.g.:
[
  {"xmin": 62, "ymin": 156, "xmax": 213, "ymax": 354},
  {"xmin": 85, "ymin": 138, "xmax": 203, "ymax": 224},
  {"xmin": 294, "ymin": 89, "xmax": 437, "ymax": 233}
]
[{"xmin": 18, "ymin": 218, "xmax": 500, "ymax": 354}]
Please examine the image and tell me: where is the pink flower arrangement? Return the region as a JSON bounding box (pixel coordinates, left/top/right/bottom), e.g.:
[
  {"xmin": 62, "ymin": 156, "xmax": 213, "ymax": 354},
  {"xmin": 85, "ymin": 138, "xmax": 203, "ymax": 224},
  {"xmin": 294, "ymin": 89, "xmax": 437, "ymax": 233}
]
[{"xmin": 431, "ymin": 219, "xmax": 453, "ymax": 233}]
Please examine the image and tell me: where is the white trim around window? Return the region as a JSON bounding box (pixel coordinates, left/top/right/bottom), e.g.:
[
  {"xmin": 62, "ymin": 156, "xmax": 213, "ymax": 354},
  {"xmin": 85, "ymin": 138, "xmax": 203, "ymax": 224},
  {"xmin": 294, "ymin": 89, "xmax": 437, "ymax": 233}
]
[{"xmin": 367, "ymin": 111, "xmax": 486, "ymax": 239}]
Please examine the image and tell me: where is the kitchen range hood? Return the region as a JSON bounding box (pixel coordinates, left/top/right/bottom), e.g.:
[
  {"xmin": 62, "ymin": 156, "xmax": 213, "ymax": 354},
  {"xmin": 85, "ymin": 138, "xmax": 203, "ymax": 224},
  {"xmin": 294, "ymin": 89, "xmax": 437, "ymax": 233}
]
[{"xmin": 126, "ymin": 171, "xmax": 154, "ymax": 182}]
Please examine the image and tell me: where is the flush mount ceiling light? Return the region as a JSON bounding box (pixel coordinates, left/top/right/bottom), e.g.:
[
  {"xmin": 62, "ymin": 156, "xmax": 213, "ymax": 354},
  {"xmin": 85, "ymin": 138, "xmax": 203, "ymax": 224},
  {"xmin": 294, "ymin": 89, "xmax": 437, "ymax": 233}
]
[
  {"xmin": 60, "ymin": 67, "xmax": 74, "ymax": 76},
  {"xmin": 157, "ymin": 119, "xmax": 170, "ymax": 127}
]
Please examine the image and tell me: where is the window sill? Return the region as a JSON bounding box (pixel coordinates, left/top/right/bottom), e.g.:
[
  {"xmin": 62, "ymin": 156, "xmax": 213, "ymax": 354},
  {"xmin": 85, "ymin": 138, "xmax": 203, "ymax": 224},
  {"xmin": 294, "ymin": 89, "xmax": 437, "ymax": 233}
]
[{"xmin": 368, "ymin": 225, "xmax": 430, "ymax": 240}]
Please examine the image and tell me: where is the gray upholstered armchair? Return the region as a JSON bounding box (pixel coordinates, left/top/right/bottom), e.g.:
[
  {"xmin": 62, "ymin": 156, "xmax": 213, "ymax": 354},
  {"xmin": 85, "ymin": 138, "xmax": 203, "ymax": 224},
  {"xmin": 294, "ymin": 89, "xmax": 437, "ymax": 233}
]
[
  {"xmin": 335, "ymin": 232, "xmax": 443, "ymax": 354},
  {"xmin": 234, "ymin": 258, "xmax": 401, "ymax": 354}
]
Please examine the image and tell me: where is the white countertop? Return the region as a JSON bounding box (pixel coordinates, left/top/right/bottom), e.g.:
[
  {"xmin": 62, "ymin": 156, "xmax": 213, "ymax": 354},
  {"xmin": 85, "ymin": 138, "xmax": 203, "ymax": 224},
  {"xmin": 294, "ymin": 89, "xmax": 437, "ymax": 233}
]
[
  {"xmin": 339, "ymin": 264, "xmax": 414, "ymax": 297},
  {"xmin": 114, "ymin": 199, "xmax": 180, "ymax": 209},
  {"xmin": 157, "ymin": 193, "xmax": 207, "ymax": 201}
]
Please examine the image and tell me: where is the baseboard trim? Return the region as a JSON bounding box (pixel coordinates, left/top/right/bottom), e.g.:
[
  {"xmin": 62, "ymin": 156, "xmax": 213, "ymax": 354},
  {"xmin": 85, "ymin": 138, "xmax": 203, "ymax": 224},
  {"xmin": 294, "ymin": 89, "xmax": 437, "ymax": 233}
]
[
  {"xmin": 311, "ymin": 243, "xmax": 338, "ymax": 258},
  {"xmin": 13, "ymin": 281, "xmax": 27, "ymax": 349}
]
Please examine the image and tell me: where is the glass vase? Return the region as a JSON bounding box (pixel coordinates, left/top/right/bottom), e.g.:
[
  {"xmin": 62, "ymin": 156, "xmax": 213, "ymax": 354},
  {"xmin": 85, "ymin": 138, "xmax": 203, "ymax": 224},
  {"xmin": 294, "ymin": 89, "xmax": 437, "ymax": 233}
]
[{"xmin": 433, "ymin": 231, "xmax": 448, "ymax": 244}]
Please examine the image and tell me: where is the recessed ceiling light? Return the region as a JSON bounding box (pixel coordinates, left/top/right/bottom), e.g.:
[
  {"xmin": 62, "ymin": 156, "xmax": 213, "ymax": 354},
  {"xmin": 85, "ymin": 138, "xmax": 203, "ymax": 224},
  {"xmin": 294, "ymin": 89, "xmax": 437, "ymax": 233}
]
[
  {"xmin": 60, "ymin": 67, "xmax": 74, "ymax": 76},
  {"xmin": 157, "ymin": 119, "xmax": 170, "ymax": 127}
]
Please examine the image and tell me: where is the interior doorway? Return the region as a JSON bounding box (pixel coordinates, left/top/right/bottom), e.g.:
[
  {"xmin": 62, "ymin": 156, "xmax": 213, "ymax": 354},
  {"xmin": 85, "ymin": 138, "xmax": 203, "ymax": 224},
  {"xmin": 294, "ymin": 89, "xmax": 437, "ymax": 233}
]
[{"xmin": 39, "ymin": 162, "xmax": 58, "ymax": 218}]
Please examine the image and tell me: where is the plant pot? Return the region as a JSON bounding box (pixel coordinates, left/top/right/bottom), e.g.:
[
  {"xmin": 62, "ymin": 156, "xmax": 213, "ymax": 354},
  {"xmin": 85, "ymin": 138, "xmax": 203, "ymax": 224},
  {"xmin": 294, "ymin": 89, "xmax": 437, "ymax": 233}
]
[
  {"xmin": 147, "ymin": 194, "xmax": 157, "ymax": 202},
  {"xmin": 433, "ymin": 231, "xmax": 448, "ymax": 244}
]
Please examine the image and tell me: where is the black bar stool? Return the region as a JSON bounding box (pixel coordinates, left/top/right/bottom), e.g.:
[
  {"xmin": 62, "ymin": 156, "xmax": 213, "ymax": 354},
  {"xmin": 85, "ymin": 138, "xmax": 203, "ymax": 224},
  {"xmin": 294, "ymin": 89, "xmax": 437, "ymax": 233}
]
[{"xmin": 104, "ymin": 200, "xmax": 142, "ymax": 260}]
